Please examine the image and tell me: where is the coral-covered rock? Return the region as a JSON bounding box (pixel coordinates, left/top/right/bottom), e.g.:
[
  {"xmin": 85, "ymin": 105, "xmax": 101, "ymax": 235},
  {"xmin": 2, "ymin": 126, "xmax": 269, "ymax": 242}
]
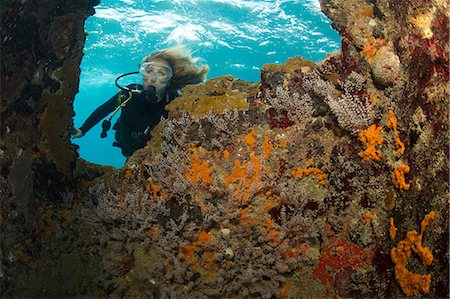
[
  {"xmin": 370, "ymin": 45, "xmax": 401, "ymax": 87},
  {"xmin": 1, "ymin": 0, "xmax": 448, "ymax": 298}
]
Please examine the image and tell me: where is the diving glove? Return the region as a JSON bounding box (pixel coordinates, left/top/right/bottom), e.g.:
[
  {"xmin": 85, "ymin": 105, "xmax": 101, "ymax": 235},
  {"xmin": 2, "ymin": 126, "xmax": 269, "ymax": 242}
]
[{"xmin": 70, "ymin": 127, "xmax": 84, "ymax": 138}]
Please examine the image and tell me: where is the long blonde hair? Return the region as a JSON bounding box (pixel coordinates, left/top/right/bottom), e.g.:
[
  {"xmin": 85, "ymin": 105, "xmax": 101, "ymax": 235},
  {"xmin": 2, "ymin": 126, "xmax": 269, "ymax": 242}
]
[{"xmin": 141, "ymin": 45, "xmax": 210, "ymax": 91}]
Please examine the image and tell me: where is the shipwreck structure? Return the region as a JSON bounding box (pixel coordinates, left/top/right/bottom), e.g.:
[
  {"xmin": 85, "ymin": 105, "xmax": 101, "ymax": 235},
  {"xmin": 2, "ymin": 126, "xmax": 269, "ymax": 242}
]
[{"xmin": 1, "ymin": 0, "xmax": 448, "ymax": 297}]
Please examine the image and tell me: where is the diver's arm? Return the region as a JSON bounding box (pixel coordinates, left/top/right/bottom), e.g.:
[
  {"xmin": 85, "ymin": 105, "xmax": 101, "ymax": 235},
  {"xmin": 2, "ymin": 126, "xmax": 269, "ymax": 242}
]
[{"xmin": 78, "ymin": 93, "xmax": 119, "ymax": 136}]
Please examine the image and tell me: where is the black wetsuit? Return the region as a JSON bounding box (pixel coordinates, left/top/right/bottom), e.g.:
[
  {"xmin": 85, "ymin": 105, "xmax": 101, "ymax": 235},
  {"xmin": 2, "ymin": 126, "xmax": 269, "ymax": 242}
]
[{"xmin": 79, "ymin": 84, "xmax": 178, "ymax": 157}]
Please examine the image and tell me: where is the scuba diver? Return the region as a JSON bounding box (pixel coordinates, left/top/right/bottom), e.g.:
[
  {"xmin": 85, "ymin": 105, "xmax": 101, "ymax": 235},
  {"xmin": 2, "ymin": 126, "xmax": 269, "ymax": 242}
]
[{"xmin": 71, "ymin": 46, "xmax": 209, "ymax": 157}]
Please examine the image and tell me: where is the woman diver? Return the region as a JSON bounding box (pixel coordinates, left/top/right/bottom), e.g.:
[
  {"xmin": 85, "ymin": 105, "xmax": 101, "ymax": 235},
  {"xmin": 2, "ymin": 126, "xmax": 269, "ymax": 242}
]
[{"xmin": 72, "ymin": 45, "xmax": 209, "ymax": 157}]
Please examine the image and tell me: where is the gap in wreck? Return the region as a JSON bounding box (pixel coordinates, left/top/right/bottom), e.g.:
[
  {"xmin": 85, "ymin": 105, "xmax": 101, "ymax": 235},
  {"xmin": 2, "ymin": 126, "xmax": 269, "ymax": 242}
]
[{"xmin": 72, "ymin": 0, "xmax": 340, "ymax": 168}]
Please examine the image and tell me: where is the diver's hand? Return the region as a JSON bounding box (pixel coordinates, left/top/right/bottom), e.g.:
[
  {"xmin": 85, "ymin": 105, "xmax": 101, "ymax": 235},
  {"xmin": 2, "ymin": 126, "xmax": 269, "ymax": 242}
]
[{"xmin": 70, "ymin": 127, "xmax": 84, "ymax": 138}]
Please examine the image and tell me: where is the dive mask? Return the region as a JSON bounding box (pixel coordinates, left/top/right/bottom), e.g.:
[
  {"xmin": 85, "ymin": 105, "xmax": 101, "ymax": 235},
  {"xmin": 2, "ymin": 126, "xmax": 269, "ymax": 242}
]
[{"xmin": 139, "ymin": 61, "xmax": 173, "ymax": 83}]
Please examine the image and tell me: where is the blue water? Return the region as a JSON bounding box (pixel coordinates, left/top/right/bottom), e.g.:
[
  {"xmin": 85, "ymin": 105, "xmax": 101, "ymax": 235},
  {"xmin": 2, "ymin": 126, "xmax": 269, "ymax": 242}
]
[{"xmin": 73, "ymin": 0, "xmax": 341, "ymax": 168}]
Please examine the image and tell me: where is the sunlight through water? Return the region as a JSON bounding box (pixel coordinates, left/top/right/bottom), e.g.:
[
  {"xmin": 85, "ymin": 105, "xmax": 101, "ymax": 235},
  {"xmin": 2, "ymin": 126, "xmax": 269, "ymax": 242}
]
[{"xmin": 73, "ymin": 0, "xmax": 341, "ymax": 167}]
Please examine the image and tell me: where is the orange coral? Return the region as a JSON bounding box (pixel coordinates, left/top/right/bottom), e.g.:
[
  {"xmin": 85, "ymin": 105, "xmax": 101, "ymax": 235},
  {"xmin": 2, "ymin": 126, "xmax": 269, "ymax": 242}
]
[
  {"xmin": 391, "ymin": 211, "xmax": 436, "ymax": 296},
  {"xmin": 243, "ymin": 129, "xmax": 257, "ymax": 150},
  {"xmin": 223, "ymin": 152, "xmax": 263, "ymax": 202},
  {"xmin": 358, "ymin": 124, "xmax": 384, "ymax": 161},
  {"xmin": 239, "ymin": 205, "xmax": 257, "ymax": 227},
  {"xmin": 179, "ymin": 244, "xmax": 197, "ymax": 266},
  {"xmin": 416, "ymin": 211, "xmax": 436, "ymax": 265},
  {"xmin": 224, "ymin": 159, "xmax": 248, "ymax": 188},
  {"xmin": 250, "ymin": 152, "xmax": 263, "ymax": 181},
  {"xmin": 363, "ymin": 211, "xmax": 377, "ymax": 225},
  {"xmin": 124, "ymin": 169, "xmax": 133, "ymax": 179},
  {"xmin": 389, "ymin": 217, "xmax": 397, "ymax": 240},
  {"xmin": 238, "ymin": 199, "xmax": 281, "ymax": 243},
  {"xmin": 360, "ymin": 38, "xmax": 386, "ymax": 62},
  {"xmin": 146, "ymin": 182, "xmax": 168, "ymax": 200},
  {"xmin": 392, "ymin": 162, "xmax": 410, "ymax": 191},
  {"xmin": 291, "ymin": 167, "xmax": 327, "ymax": 185},
  {"xmin": 386, "ymin": 110, "xmax": 405, "ymax": 157},
  {"xmin": 185, "ymin": 144, "xmax": 213, "ymax": 186},
  {"xmin": 179, "ymin": 230, "xmax": 214, "ymax": 267},
  {"xmin": 222, "ymin": 149, "xmax": 230, "ymax": 159},
  {"xmin": 197, "ymin": 230, "xmax": 212, "ymax": 243},
  {"xmin": 263, "ymin": 136, "xmax": 273, "ymax": 160}
]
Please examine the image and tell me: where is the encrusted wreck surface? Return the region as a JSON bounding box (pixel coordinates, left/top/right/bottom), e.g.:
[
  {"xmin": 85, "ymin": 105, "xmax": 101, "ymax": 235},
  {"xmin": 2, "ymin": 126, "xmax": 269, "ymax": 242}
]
[{"xmin": 1, "ymin": 0, "xmax": 448, "ymax": 298}]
